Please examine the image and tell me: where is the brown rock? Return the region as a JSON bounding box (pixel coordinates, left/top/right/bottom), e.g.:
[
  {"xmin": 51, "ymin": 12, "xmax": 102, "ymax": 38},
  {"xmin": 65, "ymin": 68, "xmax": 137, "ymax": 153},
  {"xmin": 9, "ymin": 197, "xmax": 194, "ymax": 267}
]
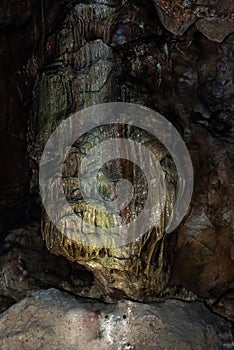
[
  {"xmin": 196, "ymin": 18, "xmax": 234, "ymax": 43},
  {"xmin": 152, "ymin": 0, "xmax": 234, "ymax": 38}
]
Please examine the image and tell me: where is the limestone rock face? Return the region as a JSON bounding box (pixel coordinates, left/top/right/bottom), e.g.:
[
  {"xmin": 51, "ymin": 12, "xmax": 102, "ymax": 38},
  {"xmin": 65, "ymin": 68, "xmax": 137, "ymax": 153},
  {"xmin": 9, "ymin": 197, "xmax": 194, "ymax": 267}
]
[{"xmin": 0, "ymin": 288, "xmax": 233, "ymax": 350}]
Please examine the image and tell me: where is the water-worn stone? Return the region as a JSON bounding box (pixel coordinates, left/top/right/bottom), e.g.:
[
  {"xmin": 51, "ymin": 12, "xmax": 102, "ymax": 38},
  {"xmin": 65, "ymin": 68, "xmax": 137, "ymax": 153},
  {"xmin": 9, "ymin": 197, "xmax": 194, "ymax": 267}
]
[{"xmin": 0, "ymin": 288, "xmax": 233, "ymax": 350}]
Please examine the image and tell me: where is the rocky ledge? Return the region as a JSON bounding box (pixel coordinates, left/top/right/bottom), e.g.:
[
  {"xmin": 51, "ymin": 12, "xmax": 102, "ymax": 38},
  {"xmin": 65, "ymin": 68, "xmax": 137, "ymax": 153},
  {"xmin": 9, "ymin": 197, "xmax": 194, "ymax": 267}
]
[{"xmin": 0, "ymin": 288, "xmax": 233, "ymax": 350}]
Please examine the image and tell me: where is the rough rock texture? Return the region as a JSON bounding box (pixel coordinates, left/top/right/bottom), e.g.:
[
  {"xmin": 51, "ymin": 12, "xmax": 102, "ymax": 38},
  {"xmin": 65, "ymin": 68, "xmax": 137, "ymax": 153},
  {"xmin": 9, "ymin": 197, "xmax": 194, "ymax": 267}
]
[
  {"xmin": 196, "ymin": 18, "xmax": 234, "ymax": 43},
  {"xmin": 0, "ymin": 224, "xmax": 111, "ymax": 313},
  {"xmin": 0, "ymin": 288, "xmax": 233, "ymax": 350},
  {"xmin": 153, "ymin": 0, "xmax": 234, "ymax": 38},
  {"xmin": 0, "ymin": 0, "xmax": 233, "ymax": 325}
]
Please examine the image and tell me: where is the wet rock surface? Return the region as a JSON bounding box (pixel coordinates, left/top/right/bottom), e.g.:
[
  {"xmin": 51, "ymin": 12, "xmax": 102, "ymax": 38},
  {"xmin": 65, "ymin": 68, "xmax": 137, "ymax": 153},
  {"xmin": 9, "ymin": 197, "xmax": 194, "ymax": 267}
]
[
  {"xmin": 0, "ymin": 0, "xmax": 233, "ymax": 332},
  {"xmin": 0, "ymin": 288, "xmax": 233, "ymax": 350}
]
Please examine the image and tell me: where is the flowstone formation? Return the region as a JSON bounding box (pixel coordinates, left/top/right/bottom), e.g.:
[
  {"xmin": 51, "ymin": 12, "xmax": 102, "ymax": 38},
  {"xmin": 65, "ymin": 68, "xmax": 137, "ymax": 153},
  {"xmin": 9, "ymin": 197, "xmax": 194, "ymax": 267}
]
[
  {"xmin": 41, "ymin": 123, "xmax": 178, "ymax": 300},
  {"xmin": 29, "ymin": 1, "xmax": 180, "ymax": 301}
]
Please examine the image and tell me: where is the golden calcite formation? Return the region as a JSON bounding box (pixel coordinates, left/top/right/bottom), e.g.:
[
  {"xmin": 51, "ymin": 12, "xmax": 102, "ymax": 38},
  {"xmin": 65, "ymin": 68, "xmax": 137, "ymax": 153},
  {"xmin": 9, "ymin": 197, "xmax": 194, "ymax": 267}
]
[{"xmin": 41, "ymin": 125, "xmax": 178, "ymax": 301}]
